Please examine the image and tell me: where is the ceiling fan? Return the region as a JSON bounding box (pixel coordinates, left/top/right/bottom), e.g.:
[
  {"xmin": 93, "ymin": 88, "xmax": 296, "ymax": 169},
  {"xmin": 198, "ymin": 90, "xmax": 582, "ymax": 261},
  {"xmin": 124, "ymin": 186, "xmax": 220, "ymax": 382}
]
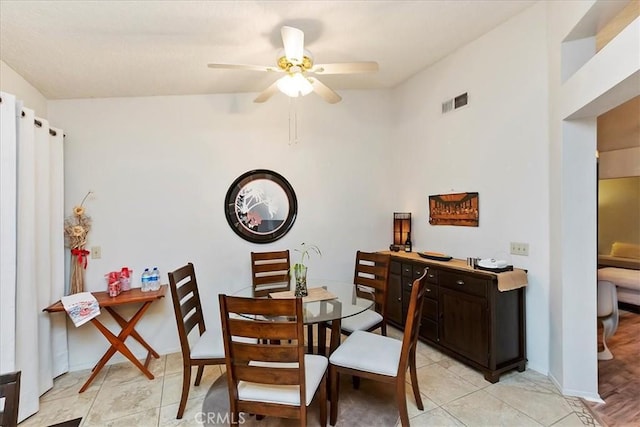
[{"xmin": 208, "ymin": 26, "xmax": 379, "ymax": 104}]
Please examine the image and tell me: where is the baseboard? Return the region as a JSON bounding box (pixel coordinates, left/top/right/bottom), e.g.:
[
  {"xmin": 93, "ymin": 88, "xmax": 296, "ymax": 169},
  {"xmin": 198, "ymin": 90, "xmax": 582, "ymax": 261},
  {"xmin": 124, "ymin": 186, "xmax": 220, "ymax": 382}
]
[
  {"xmin": 68, "ymin": 345, "xmax": 182, "ymax": 372},
  {"xmin": 618, "ymin": 301, "xmax": 640, "ymax": 313},
  {"xmin": 548, "ymin": 372, "xmax": 604, "ymax": 403}
]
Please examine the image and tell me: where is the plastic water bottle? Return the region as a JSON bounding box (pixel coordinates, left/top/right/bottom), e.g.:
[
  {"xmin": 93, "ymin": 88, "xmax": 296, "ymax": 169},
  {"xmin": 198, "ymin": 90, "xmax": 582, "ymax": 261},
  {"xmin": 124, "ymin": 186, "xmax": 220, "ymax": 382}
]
[
  {"xmin": 141, "ymin": 268, "xmax": 151, "ymax": 292},
  {"xmin": 149, "ymin": 267, "xmax": 161, "ymax": 291}
]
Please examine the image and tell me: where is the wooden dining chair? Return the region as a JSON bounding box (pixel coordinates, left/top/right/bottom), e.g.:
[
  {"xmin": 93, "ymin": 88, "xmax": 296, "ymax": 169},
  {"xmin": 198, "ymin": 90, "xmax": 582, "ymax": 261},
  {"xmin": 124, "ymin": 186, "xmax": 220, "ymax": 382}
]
[
  {"xmin": 341, "ymin": 251, "xmax": 391, "ymax": 335},
  {"xmin": 328, "ymin": 270, "xmax": 429, "ymax": 427},
  {"xmin": 0, "ymin": 371, "xmax": 21, "ymax": 427},
  {"xmin": 250, "ymin": 250, "xmax": 291, "ymax": 298},
  {"xmin": 219, "ymin": 294, "xmax": 328, "ymax": 427},
  {"xmin": 168, "ymin": 262, "xmax": 225, "ymax": 419}
]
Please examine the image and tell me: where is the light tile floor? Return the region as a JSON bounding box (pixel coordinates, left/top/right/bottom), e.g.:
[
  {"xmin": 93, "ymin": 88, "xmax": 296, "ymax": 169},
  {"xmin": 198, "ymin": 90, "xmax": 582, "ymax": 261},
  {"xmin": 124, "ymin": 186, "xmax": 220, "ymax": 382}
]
[{"xmin": 19, "ymin": 327, "xmax": 599, "ymax": 427}]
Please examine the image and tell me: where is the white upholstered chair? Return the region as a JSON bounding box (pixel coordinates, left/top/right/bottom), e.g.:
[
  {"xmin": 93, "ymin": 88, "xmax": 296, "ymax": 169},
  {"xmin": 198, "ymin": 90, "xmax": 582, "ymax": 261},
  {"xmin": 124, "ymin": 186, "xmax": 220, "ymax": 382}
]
[
  {"xmin": 597, "ymin": 280, "xmax": 619, "ymax": 360},
  {"xmin": 328, "ymin": 270, "xmax": 429, "ymax": 427},
  {"xmin": 332, "ymin": 251, "xmax": 391, "ymax": 336},
  {"xmin": 168, "ymin": 262, "xmax": 226, "ymax": 419},
  {"xmin": 219, "ymin": 294, "xmax": 327, "ymax": 426}
]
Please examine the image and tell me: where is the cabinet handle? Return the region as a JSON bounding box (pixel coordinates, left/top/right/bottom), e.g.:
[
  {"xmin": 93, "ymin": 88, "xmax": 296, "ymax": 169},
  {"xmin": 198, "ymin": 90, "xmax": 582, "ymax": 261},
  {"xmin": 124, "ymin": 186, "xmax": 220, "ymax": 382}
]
[
  {"xmin": 456, "ymin": 280, "xmax": 465, "ymax": 286},
  {"xmin": 426, "ymin": 288, "xmax": 431, "ymax": 292},
  {"xmin": 428, "ymin": 274, "xmax": 435, "ymax": 278},
  {"xmin": 397, "ymin": 298, "xmax": 401, "ymax": 302}
]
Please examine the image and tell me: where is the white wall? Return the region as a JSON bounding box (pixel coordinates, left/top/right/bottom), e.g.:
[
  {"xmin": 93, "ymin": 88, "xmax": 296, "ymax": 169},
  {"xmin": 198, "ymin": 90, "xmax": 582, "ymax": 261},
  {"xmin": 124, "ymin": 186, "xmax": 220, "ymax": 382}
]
[
  {"xmin": 48, "ymin": 91, "xmax": 394, "ymax": 370},
  {"xmin": 391, "ymin": 2, "xmax": 549, "ymax": 375},
  {"xmin": 0, "ymin": 60, "xmax": 48, "ymax": 118},
  {"xmin": 547, "ymin": 0, "xmax": 640, "ymax": 400}
]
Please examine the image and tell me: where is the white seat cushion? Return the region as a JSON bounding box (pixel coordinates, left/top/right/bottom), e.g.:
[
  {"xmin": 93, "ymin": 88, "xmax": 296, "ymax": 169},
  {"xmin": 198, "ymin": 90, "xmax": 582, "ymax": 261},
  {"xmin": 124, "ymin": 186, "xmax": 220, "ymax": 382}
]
[
  {"xmin": 329, "ymin": 330, "xmax": 401, "ymax": 377},
  {"xmin": 597, "ymin": 267, "xmax": 640, "ymax": 289},
  {"xmin": 237, "ymin": 354, "xmax": 328, "ymax": 406},
  {"xmin": 190, "ymin": 328, "xmax": 225, "ymax": 359},
  {"xmin": 340, "ymin": 309, "xmax": 383, "ymax": 333}
]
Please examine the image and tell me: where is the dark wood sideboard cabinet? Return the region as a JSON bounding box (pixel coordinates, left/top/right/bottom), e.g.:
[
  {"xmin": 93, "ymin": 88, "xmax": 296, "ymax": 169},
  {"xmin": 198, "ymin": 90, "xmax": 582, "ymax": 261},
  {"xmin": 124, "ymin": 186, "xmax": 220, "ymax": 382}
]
[{"xmin": 383, "ymin": 251, "xmax": 526, "ymax": 383}]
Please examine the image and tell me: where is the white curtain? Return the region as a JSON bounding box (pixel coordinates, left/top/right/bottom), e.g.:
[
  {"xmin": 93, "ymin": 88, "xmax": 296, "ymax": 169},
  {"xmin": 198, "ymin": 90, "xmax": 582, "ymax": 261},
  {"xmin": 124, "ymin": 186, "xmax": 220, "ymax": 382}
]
[{"xmin": 0, "ymin": 92, "xmax": 68, "ymax": 422}]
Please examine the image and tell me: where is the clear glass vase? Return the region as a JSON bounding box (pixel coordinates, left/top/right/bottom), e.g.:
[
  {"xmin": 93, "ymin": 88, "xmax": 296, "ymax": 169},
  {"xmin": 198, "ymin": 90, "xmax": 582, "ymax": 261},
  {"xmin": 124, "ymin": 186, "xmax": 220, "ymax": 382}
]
[{"xmin": 294, "ymin": 264, "xmax": 308, "ymax": 297}]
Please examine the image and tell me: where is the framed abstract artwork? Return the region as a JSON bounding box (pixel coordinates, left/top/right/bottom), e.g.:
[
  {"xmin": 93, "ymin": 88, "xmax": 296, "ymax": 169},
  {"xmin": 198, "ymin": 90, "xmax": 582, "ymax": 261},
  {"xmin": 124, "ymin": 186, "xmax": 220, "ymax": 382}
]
[
  {"xmin": 224, "ymin": 169, "xmax": 297, "ymax": 243},
  {"xmin": 429, "ymin": 192, "xmax": 479, "ymax": 227}
]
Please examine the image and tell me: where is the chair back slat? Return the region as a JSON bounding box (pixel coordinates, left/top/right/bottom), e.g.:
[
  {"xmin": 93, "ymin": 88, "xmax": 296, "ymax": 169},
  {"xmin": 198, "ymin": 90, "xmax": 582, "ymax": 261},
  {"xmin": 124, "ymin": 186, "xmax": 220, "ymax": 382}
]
[
  {"xmin": 251, "ymin": 250, "xmax": 291, "ymax": 297},
  {"xmin": 180, "ymin": 295, "xmax": 198, "ymax": 320},
  {"xmin": 353, "ymin": 251, "xmax": 391, "ymax": 314},
  {"xmin": 234, "ymin": 365, "xmax": 301, "ymax": 385},
  {"xmin": 228, "ymin": 317, "xmax": 298, "ymax": 341},
  {"xmin": 176, "ymin": 277, "xmax": 198, "ymax": 301},
  {"xmin": 0, "ymin": 371, "xmax": 21, "ymax": 427},
  {"xmin": 227, "ymin": 296, "xmax": 298, "ymax": 317},
  {"xmin": 231, "ymin": 342, "xmax": 300, "ymax": 363},
  {"xmin": 182, "ymin": 311, "xmax": 202, "ymax": 338}
]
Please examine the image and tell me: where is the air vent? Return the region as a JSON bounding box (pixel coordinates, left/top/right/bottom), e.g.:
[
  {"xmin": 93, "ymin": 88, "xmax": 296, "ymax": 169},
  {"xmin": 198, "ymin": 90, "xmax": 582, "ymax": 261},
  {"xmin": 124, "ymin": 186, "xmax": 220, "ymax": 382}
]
[
  {"xmin": 442, "ymin": 92, "xmax": 468, "ymax": 114},
  {"xmin": 454, "ymin": 92, "xmax": 468, "ymax": 108}
]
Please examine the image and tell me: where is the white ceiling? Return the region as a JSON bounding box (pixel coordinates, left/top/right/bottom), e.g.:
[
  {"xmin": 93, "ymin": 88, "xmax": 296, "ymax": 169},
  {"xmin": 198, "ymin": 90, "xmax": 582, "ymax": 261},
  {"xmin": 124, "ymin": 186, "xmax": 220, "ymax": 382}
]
[{"xmin": 0, "ymin": 0, "xmax": 537, "ymax": 100}]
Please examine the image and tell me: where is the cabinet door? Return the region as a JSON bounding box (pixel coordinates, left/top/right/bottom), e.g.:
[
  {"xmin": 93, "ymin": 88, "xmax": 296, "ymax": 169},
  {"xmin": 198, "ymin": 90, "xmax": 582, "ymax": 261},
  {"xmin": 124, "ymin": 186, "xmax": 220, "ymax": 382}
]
[
  {"xmin": 439, "ymin": 287, "xmax": 488, "ymax": 366},
  {"xmin": 386, "ymin": 272, "xmax": 403, "ymax": 326},
  {"xmin": 420, "ymin": 298, "xmax": 439, "ymax": 342}
]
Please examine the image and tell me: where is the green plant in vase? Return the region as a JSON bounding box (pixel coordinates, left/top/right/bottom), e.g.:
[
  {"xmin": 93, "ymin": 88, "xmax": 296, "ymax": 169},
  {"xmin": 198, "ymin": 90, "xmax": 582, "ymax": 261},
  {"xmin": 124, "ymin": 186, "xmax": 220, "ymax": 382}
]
[{"xmin": 292, "ymin": 243, "xmax": 321, "ymax": 297}]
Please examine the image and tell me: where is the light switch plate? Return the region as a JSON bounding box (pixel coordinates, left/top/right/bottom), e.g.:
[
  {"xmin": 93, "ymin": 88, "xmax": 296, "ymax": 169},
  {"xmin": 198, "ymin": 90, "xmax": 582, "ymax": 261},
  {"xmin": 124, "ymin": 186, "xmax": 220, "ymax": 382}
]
[
  {"xmin": 510, "ymin": 242, "xmax": 529, "ymax": 256},
  {"xmin": 91, "ymin": 246, "xmax": 101, "ymax": 259}
]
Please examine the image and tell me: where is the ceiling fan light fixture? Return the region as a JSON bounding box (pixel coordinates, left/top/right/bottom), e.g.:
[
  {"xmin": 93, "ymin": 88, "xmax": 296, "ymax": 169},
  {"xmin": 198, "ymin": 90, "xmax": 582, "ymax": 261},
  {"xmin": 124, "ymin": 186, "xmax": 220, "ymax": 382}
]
[{"xmin": 277, "ymin": 73, "xmax": 313, "ymax": 98}]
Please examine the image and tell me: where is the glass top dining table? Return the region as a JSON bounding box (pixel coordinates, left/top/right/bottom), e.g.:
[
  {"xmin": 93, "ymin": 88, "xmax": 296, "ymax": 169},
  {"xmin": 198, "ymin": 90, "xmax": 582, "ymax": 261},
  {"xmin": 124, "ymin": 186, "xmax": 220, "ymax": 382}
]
[{"xmin": 232, "ymin": 280, "xmax": 374, "ymax": 354}]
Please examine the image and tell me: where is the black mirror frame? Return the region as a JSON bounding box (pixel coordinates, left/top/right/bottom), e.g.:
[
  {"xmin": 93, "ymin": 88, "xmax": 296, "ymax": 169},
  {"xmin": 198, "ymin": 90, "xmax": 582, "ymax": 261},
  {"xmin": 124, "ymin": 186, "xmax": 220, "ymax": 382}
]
[{"xmin": 224, "ymin": 169, "xmax": 297, "ymax": 244}]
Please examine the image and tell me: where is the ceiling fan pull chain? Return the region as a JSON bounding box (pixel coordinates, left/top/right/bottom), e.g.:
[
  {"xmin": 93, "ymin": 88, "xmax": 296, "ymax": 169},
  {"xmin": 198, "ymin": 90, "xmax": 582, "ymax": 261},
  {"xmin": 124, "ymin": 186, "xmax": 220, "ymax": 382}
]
[{"xmin": 288, "ymin": 97, "xmax": 299, "ymax": 145}]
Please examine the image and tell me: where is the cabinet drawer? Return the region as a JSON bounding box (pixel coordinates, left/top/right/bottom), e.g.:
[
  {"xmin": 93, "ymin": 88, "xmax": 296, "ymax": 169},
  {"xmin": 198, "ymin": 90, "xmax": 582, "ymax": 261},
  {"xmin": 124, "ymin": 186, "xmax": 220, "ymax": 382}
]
[
  {"xmin": 413, "ymin": 264, "xmax": 428, "ymax": 279},
  {"xmin": 405, "ymin": 274, "xmax": 438, "ymax": 296},
  {"xmin": 440, "ymin": 271, "xmax": 488, "ymax": 298},
  {"xmin": 403, "ymin": 277, "xmax": 414, "ymax": 292},
  {"xmin": 423, "ymin": 298, "xmax": 438, "ymax": 320},
  {"xmin": 425, "ymin": 269, "xmax": 438, "ymax": 284},
  {"xmin": 402, "ymin": 263, "xmax": 413, "ymax": 277},
  {"xmin": 425, "ymin": 282, "xmax": 438, "ymax": 299}
]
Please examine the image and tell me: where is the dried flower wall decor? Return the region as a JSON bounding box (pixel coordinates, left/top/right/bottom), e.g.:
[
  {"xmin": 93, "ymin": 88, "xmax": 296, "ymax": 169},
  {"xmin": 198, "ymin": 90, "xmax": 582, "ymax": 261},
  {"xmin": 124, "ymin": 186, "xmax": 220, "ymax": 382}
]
[{"xmin": 64, "ymin": 191, "xmax": 92, "ymax": 294}]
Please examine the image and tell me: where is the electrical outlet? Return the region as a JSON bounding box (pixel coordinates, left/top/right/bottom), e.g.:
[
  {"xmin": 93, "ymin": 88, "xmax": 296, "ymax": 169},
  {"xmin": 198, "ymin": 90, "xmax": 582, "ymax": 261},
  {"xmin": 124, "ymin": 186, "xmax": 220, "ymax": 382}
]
[
  {"xmin": 510, "ymin": 242, "xmax": 529, "ymax": 256},
  {"xmin": 91, "ymin": 246, "xmax": 101, "ymax": 259}
]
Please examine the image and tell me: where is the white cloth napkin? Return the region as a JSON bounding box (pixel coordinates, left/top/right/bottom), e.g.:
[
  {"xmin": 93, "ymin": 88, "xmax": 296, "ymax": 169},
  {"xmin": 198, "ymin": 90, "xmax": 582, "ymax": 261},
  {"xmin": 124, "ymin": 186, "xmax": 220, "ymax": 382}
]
[{"xmin": 61, "ymin": 292, "xmax": 101, "ymax": 327}]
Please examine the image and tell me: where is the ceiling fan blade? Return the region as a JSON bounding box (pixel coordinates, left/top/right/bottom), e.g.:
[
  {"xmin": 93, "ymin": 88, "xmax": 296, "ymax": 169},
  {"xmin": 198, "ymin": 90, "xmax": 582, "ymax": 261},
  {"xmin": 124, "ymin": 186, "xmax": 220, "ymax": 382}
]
[
  {"xmin": 309, "ymin": 78, "xmax": 342, "ymax": 104},
  {"xmin": 208, "ymin": 63, "xmax": 280, "ymax": 72},
  {"xmin": 281, "ymin": 26, "xmax": 304, "ymax": 63},
  {"xmin": 310, "ymin": 61, "xmax": 379, "ymax": 75},
  {"xmin": 253, "ymin": 80, "xmax": 280, "ymax": 103}
]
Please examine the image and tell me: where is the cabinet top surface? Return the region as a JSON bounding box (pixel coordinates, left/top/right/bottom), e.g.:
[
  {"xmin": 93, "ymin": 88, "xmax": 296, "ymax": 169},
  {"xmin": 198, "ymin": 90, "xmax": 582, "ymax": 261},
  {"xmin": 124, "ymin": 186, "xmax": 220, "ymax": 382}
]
[{"xmin": 379, "ymin": 251, "xmax": 528, "ymax": 291}]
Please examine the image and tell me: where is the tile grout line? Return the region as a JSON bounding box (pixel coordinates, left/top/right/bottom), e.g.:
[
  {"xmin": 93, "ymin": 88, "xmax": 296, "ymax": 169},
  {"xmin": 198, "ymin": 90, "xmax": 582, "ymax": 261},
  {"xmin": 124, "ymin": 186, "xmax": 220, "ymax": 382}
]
[
  {"xmin": 155, "ymin": 354, "xmax": 168, "ymax": 427},
  {"xmin": 80, "ymin": 365, "xmax": 108, "ymax": 427}
]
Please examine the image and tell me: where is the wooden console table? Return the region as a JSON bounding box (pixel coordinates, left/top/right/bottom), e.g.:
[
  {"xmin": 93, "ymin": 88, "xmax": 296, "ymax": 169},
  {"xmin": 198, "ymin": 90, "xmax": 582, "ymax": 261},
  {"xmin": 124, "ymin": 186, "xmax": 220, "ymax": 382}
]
[
  {"xmin": 44, "ymin": 285, "xmax": 167, "ymax": 392},
  {"xmin": 380, "ymin": 251, "xmax": 527, "ymax": 383}
]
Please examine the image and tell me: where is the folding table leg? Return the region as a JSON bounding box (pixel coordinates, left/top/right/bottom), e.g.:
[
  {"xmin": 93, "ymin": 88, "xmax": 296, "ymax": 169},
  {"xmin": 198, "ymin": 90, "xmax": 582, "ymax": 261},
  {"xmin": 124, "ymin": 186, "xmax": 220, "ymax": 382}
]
[
  {"xmin": 106, "ymin": 306, "xmax": 160, "ymax": 366},
  {"xmin": 78, "ymin": 301, "xmax": 156, "ymax": 392}
]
